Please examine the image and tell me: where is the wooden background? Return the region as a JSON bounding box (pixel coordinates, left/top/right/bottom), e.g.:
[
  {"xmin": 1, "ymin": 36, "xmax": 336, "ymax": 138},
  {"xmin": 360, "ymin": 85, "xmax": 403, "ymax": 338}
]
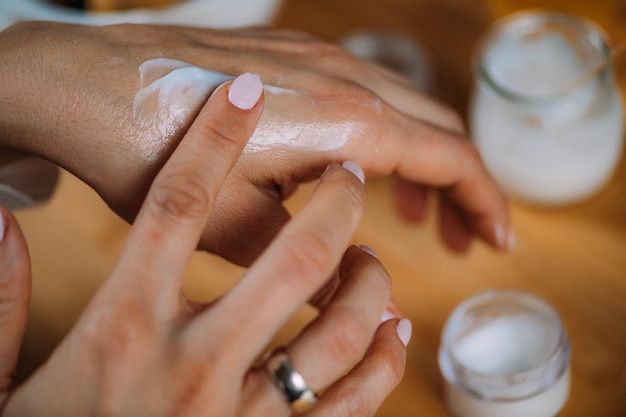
[{"xmin": 12, "ymin": 0, "xmax": 626, "ymax": 416}]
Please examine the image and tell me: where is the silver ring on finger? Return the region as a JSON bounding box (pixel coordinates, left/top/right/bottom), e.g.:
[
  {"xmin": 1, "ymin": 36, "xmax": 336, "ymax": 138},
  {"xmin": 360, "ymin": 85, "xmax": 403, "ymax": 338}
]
[{"xmin": 264, "ymin": 346, "xmax": 318, "ymax": 413}]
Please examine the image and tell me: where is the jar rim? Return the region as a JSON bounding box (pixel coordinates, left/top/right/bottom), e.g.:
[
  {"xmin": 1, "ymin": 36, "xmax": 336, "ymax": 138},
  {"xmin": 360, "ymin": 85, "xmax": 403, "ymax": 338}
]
[
  {"xmin": 438, "ymin": 289, "xmax": 571, "ymax": 401},
  {"xmin": 473, "ymin": 9, "xmax": 612, "ymax": 105}
]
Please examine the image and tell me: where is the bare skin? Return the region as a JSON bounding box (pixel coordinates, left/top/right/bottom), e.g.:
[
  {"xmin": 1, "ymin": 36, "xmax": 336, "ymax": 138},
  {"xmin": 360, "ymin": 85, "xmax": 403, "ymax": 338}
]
[
  {"xmin": 0, "ymin": 78, "xmax": 408, "ymax": 417},
  {"xmin": 0, "ymin": 21, "xmax": 512, "ymax": 265}
]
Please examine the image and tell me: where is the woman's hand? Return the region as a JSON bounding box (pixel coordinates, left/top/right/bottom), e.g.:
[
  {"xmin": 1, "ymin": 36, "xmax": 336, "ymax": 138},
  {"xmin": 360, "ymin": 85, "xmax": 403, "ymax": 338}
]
[
  {"xmin": 0, "ymin": 74, "xmax": 410, "ymax": 416},
  {"xmin": 0, "ymin": 21, "xmax": 512, "ymax": 265}
]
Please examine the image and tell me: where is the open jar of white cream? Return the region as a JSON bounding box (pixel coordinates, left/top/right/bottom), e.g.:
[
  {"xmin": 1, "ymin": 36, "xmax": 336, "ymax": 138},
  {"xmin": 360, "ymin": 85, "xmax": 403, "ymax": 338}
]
[
  {"xmin": 438, "ymin": 290, "xmax": 571, "ymax": 417},
  {"xmin": 469, "ymin": 11, "xmax": 624, "ymax": 206}
]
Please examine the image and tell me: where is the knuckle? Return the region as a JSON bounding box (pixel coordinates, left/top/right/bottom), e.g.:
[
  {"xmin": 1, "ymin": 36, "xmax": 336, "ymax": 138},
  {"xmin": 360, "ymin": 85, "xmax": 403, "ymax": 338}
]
[
  {"xmin": 308, "ymin": 39, "xmax": 349, "ymax": 58},
  {"xmin": 343, "ymin": 387, "xmax": 376, "ymax": 417},
  {"xmin": 163, "ymin": 345, "xmax": 228, "ymax": 412},
  {"xmin": 344, "ymin": 81, "xmax": 379, "ymax": 104},
  {"xmin": 374, "ymin": 345, "xmax": 407, "ymax": 385},
  {"xmin": 150, "ymin": 173, "xmax": 212, "ymax": 221},
  {"xmin": 198, "ymin": 123, "xmax": 243, "ymax": 157},
  {"xmin": 342, "ymin": 84, "xmax": 387, "ymax": 129},
  {"xmin": 457, "ymin": 139, "xmax": 485, "ymax": 173},
  {"xmin": 80, "ymin": 304, "xmax": 154, "ymax": 361},
  {"xmin": 281, "ymin": 229, "xmax": 337, "ymax": 287},
  {"xmin": 175, "ymin": 340, "xmax": 223, "ymax": 379},
  {"xmin": 448, "ymin": 111, "xmax": 467, "ymax": 135},
  {"xmin": 437, "ymin": 105, "xmax": 466, "ymax": 135},
  {"xmin": 325, "ymin": 309, "xmax": 369, "ymax": 364}
]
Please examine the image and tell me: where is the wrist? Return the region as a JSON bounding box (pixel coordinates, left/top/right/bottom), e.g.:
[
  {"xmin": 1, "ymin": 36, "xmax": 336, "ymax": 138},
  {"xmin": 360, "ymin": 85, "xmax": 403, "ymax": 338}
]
[
  {"xmin": 0, "ymin": 22, "xmax": 57, "ymax": 159},
  {"xmin": 0, "ymin": 22, "xmax": 156, "ymax": 214}
]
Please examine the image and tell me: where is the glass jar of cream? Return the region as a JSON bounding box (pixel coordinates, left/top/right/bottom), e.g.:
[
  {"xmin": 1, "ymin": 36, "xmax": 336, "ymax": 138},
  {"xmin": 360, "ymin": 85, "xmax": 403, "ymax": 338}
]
[
  {"xmin": 438, "ymin": 290, "xmax": 571, "ymax": 417},
  {"xmin": 469, "ymin": 11, "xmax": 624, "ymax": 206}
]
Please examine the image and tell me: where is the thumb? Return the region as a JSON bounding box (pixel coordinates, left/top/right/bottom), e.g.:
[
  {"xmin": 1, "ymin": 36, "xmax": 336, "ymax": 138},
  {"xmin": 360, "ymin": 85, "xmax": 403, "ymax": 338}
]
[{"xmin": 0, "ymin": 206, "xmax": 31, "ymax": 394}]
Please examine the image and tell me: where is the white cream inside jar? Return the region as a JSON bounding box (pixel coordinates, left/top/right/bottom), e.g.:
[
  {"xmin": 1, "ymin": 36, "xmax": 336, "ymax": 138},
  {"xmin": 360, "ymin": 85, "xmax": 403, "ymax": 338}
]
[{"xmin": 469, "ymin": 12, "xmax": 624, "ymax": 206}]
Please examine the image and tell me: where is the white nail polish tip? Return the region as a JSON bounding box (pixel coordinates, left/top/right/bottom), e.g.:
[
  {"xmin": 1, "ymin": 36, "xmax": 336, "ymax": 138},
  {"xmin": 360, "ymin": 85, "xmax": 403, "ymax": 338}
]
[
  {"xmin": 380, "ymin": 309, "xmax": 395, "ymax": 324},
  {"xmin": 341, "ymin": 161, "xmax": 365, "ymax": 184},
  {"xmin": 397, "ymin": 318, "xmax": 412, "ymax": 347}
]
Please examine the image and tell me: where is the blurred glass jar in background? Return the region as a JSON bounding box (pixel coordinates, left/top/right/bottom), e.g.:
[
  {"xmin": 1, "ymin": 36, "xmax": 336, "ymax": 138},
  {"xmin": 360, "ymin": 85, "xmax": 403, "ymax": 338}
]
[
  {"xmin": 482, "ymin": 0, "xmax": 625, "ymax": 35},
  {"xmin": 0, "ymin": 0, "xmax": 284, "ymax": 30},
  {"xmin": 469, "ymin": 11, "xmax": 624, "ymax": 206}
]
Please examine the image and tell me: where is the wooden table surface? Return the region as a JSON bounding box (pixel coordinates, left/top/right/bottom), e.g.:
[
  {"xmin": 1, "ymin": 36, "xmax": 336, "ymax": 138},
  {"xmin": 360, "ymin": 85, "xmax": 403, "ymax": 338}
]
[{"xmin": 12, "ymin": 0, "xmax": 626, "ymax": 416}]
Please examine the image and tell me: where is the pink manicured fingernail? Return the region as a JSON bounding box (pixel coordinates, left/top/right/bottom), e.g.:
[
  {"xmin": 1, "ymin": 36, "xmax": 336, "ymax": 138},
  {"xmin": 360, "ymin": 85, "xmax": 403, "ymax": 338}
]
[
  {"xmin": 228, "ymin": 72, "xmax": 263, "ymax": 110},
  {"xmin": 397, "ymin": 318, "xmax": 412, "ymax": 347},
  {"xmin": 341, "ymin": 161, "xmax": 365, "ymax": 184},
  {"xmin": 380, "ymin": 308, "xmax": 396, "ymax": 323},
  {"xmin": 359, "ymin": 244, "xmax": 378, "ymax": 259},
  {"xmin": 495, "ymin": 222, "xmax": 516, "ymax": 252},
  {"xmin": 0, "ymin": 209, "xmax": 5, "ymax": 244}
]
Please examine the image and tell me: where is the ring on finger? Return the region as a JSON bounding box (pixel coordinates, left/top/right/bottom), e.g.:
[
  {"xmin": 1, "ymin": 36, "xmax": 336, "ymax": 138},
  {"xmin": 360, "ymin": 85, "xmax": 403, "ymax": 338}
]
[{"xmin": 264, "ymin": 346, "xmax": 318, "ymax": 413}]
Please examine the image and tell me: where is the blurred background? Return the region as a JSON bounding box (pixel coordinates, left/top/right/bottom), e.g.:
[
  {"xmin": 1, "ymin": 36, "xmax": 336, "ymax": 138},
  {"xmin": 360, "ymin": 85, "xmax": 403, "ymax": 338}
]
[{"xmin": 4, "ymin": 0, "xmax": 626, "ymax": 416}]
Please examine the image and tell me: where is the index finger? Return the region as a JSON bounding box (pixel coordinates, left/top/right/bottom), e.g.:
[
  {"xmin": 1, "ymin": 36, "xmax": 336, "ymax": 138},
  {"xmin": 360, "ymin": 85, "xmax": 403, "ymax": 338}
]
[
  {"xmin": 390, "ymin": 114, "xmax": 511, "ymax": 250},
  {"xmin": 334, "ymin": 98, "xmax": 510, "ymax": 250},
  {"xmin": 337, "ymin": 66, "xmax": 511, "ymax": 250},
  {"xmin": 189, "ymin": 162, "xmax": 368, "ymax": 367},
  {"xmin": 111, "ymin": 73, "xmax": 264, "ymax": 305}
]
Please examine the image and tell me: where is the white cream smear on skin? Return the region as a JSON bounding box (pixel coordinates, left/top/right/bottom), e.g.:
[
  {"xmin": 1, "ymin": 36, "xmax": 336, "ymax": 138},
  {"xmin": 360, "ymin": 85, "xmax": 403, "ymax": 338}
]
[{"xmin": 133, "ymin": 58, "xmax": 350, "ymax": 154}]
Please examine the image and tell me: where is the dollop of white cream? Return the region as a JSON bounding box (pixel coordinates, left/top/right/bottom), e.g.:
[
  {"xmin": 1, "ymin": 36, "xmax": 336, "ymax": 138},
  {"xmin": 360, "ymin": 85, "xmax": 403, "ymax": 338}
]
[
  {"xmin": 133, "ymin": 58, "xmax": 349, "ymax": 154},
  {"xmin": 134, "ymin": 58, "xmax": 230, "ymax": 140}
]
